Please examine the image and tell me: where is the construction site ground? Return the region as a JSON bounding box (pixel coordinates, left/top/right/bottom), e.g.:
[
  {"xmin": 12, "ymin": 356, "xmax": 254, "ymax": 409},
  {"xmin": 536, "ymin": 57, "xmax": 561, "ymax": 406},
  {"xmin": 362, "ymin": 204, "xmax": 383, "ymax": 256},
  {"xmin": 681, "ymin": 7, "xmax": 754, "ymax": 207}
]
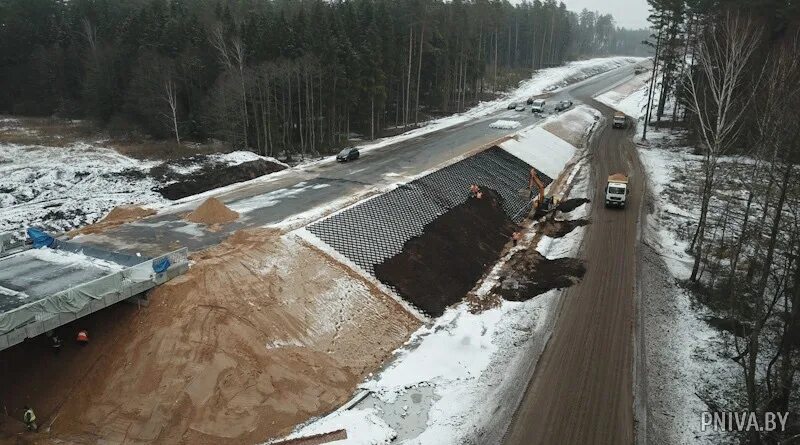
[
  {"xmin": 0, "ymin": 60, "xmax": 647, "ymax": 444},
  {"xmin": 0, "ymin": 229, "xmax": 419, "ymax": 443}
]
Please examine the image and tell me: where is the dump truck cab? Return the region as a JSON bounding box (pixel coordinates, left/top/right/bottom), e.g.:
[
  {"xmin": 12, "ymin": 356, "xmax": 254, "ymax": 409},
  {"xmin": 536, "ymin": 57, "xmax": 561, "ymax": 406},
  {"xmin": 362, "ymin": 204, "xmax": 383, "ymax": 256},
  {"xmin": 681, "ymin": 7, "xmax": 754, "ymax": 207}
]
[
  {"xmin": 605, "ymin": 173, "xmax": 629, "ymax": 208},
  {"xmin": 613, "ymin": 112, "xmax": 626, "ymax": 129}
]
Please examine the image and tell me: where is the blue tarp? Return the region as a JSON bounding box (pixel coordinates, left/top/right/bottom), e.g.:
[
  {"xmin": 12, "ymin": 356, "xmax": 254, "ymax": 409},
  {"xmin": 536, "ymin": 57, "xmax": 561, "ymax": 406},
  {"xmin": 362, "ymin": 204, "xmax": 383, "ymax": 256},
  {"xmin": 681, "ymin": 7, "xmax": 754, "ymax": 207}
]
[
  {"xmin": 27, "ymin": 228, "xmax": 55, "ymax": 249},
  {"xmin": 152, "ymin": 257, "xmax": 171, "ymax": 273}
]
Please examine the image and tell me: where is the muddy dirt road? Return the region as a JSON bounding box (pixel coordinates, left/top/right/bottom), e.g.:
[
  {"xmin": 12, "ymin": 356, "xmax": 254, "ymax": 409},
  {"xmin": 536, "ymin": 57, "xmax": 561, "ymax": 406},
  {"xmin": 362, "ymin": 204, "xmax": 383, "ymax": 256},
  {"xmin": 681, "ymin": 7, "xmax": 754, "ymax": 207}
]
[{"xmin": 503, "ymin": 101, "xmax": 643, "ymax": 444}]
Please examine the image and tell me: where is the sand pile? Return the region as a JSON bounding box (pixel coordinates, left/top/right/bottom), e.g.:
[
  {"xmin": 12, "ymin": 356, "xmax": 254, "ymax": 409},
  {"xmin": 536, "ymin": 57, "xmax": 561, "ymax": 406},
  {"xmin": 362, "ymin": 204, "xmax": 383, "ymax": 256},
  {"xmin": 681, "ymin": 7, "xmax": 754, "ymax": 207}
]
[
  {"xmin": 185, "ymin": 197, "xmax": 239, "ymax": 225},
  {"xmin": 375, "ymin": 188, "xmax": 518, "ymax": 317},
  {"xmin": 69, "ymin": 205, "xmax": 156, "ymax": 236},
  {"xmin": 2, "ymin": 229, "xmax": 418, "ymax": 444}
]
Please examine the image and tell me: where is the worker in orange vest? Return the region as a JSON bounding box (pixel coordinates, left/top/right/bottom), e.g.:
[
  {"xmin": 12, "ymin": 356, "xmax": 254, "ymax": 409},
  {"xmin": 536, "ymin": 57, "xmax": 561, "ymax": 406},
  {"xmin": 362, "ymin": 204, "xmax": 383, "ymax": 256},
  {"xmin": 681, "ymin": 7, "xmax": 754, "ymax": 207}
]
[{"xmin": 76, "ymin": 329, "xmax": 89, "ymax": 345}]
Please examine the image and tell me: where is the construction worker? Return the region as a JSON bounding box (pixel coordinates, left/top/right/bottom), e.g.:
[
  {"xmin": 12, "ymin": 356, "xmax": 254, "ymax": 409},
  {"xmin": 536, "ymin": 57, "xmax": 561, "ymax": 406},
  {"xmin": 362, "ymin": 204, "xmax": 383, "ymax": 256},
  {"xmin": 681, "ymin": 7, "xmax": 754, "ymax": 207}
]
[
  {"xmin": 469, "ymin": 184, "xmax": 480, "ymax": 198},
  {"xmin": 22, "ymin": 406, "xmax": 36, "ymax": 432},
  {"xmin": 76, "ymin": 329, "xmax": 89, "ymax": 346},
  {"xmin": 512, "ymin": 231, "xmax": 522, "ymax": 246}
]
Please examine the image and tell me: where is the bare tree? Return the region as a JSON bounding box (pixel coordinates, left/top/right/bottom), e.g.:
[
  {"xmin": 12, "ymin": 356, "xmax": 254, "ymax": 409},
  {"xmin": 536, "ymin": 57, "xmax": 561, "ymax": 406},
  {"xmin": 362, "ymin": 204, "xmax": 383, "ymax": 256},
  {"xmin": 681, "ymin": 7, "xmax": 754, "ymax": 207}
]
[
  {"xmin": 210, "ymin": 26, "xmax": 250, "ymax": 149},
  {"xmin": 683, "ymin": 12, "xmax": 762, "ymax": 282},
  {"xmin": 162, "ymin": 77, "xmax": 180, "ymax": 145}
]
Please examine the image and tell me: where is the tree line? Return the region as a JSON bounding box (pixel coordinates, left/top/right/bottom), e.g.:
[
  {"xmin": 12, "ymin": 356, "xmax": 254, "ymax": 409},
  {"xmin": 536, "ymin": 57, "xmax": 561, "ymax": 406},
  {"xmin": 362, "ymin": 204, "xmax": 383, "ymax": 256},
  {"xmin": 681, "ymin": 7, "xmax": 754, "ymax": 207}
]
[
  {"xmin": 0, "ymin": 0, "xmax": 647, "ymax": 159},
  {"xmin": 644, "ymin": 0, "xmax": 800, "ymax": 443}
]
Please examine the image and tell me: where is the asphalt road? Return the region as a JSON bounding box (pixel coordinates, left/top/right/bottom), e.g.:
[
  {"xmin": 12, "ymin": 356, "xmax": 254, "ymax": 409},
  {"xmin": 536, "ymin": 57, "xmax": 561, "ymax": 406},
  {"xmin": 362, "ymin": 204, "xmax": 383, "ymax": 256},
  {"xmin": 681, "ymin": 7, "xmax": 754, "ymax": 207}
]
[
  {"xmin": 502, "ymin": 100, "xmax": 643, "ymax": 444},
  {"xmin": 75, "ymin": 63, "xmax": 639, "ymax": 258}
]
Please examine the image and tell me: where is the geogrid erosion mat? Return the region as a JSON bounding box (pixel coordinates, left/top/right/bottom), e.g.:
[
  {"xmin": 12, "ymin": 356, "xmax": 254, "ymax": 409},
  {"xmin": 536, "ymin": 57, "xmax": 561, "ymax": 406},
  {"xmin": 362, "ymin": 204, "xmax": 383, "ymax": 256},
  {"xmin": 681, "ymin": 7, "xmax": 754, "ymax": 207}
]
[
  {"xmin": 308, "ymin": 146, "xmax": 552, "ymax": 315},
  {"xmin": 375, "ymin": 189, "xmax": 518, "ymax": 316}
]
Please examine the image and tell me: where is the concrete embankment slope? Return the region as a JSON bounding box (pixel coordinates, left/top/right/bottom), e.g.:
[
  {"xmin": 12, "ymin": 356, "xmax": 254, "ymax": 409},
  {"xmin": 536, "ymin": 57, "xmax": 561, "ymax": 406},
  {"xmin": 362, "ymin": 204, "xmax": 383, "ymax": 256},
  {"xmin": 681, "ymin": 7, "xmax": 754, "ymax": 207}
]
[
  {"xmin": 281, "ymin": 106, "xmax": 598, "ymax": 444},
  {"xmin": 304, "ymin": 117, "xmax": 585, "ymax": 318}
]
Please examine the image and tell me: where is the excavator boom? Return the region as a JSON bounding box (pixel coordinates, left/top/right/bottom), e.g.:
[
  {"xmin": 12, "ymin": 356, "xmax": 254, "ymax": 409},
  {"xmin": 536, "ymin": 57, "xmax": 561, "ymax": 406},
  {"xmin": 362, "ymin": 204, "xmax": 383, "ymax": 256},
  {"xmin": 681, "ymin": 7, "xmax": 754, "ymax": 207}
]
[{"xmin": 529, "ymin": 168, "xmax": 545, "ymax": 208}]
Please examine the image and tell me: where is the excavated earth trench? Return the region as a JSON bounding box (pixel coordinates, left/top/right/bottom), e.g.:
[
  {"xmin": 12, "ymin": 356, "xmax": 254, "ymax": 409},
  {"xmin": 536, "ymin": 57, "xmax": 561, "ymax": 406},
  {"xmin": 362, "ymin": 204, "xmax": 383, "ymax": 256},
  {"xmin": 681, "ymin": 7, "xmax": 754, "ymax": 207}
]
[{"xmin": 374, "ymin": 188, "xmax": 518, "ymax": 317}]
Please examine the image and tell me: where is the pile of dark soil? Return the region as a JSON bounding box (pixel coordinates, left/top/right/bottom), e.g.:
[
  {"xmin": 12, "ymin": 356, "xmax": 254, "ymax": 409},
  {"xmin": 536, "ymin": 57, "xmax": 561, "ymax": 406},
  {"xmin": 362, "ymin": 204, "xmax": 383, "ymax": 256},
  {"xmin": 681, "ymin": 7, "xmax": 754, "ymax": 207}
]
[
  {"xmin": 541, "ymin": 219, "xmax": 589, "ymax": 238},
  {"xmin": 492, "ymin": 250, "xmax": 586, "ymax": 301},
  {"xmin": 374, "ymin": 188, "xmax": 518, "ymax": 317},
  {"xmin": 556, "ymin": 198, "xmax": 590, "ymax": 213},
  {"xmin": 156, "ymin": 159, "xmax": 286, "ymax": 200}
]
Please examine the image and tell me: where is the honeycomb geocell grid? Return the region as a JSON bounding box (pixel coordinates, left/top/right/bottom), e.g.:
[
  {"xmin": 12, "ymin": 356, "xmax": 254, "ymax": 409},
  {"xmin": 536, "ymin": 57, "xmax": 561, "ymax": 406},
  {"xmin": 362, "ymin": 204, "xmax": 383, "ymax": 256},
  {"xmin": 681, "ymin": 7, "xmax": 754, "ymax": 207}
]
[{"xmin": 307, "ymin": 146, "xmax": 552, "ymax": 276}]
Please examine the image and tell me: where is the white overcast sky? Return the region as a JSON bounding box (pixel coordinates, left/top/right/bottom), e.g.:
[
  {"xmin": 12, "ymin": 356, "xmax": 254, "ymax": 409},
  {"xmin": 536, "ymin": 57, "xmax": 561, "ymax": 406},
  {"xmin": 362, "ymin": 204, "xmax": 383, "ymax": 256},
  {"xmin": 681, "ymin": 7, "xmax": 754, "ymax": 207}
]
[{"xmin": 515, "ymin": 0, "xmax": 651, "ymax": 29}]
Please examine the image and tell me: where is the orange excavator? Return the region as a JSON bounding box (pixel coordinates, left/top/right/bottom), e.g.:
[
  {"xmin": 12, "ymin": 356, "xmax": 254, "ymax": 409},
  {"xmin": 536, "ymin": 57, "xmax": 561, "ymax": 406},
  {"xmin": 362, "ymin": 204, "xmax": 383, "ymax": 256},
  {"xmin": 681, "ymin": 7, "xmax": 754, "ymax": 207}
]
[
  {"xmin": 529, "ymin": 167, "xmax": 556, "ymax": 214},
  {"xmin": 529, "ymin": 168, "xmax": 546, "ymax": 209}
]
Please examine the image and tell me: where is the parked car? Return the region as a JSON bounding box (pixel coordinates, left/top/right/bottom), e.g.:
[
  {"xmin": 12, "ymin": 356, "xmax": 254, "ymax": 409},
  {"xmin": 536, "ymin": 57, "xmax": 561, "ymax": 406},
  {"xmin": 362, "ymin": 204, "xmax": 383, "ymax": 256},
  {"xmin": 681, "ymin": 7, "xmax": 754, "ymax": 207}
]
[
  {"xmin": 336, "ymin": 147, "xmax": 360, "ymax": 162},
  {"xmin": 554, "ymin": 100, "xmax": 573, "ymax": 112},
  {"xmin": 634, "ymin": 66, "xmax": 647, "ymax": 75},
  {"xmin": 515, "ymin": 104, "xmax": 526, "ymax": 112},
  {"xmin": 507, "ymin": 102, "xmax": 517, "ymax": 110},
  {"xmin": 526, "ymin": 97, "xmax": 534, "ymax": 105},
  {"xmin": 531, "ymin": 99, "xmax": 546, "ymax": 113}
]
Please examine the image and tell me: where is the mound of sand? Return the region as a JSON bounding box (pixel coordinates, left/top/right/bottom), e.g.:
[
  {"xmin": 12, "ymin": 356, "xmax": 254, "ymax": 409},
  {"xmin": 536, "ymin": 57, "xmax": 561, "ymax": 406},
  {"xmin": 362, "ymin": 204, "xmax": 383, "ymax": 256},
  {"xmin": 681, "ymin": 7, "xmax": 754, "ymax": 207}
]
[
  {"xmin": 69, "ymin": 205, "xmax": 156, "ymax": 236},
  {"xmin": 0, "ymin": 229, "xmax": 418, "ymax": 444},
  {"xmin": 185, "ymin": 197, "xmax": 239, "ymax": 225}
]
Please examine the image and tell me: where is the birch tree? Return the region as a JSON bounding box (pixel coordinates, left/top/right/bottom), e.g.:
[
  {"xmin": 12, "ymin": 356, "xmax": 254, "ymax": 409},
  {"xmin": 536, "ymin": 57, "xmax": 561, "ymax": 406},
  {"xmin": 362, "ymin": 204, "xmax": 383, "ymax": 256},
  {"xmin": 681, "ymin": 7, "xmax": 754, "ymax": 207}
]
[{"xmin": 684, "ymin": 12, "xmax": 761, "ymax": 282}]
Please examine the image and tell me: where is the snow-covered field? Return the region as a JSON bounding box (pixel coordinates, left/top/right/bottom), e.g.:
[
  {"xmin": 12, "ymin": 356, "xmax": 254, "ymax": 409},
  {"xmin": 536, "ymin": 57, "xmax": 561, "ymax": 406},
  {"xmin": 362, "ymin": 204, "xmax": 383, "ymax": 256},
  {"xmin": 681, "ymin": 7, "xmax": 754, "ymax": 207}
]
[
  {"xmin": 0, "ymin": 139, "xmax": 284, "ymax": 234},
  {"xmin": 0, "ymin": 142, "xmax": 165, "ymax": 234}
]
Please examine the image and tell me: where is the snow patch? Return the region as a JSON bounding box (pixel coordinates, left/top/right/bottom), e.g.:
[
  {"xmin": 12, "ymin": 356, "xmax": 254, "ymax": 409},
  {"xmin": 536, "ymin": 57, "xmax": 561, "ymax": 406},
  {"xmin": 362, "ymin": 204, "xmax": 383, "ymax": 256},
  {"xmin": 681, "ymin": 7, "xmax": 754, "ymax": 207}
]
[
  {"xmin": 488, "ymin": 120, "xmax": 521, "ymax": 130},
  {"xmin": 500, "ymin": 126, "xmax": 576, "ymax": 179}
]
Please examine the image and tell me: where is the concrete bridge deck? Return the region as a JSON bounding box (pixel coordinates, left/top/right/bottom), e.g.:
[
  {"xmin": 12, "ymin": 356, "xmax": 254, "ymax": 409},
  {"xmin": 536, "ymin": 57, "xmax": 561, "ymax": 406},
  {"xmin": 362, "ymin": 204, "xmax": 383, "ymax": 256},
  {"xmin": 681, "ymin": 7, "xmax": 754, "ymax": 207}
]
[{"xmin": 0, "ymin": 233, "xmax": 188, "ymax": 351}]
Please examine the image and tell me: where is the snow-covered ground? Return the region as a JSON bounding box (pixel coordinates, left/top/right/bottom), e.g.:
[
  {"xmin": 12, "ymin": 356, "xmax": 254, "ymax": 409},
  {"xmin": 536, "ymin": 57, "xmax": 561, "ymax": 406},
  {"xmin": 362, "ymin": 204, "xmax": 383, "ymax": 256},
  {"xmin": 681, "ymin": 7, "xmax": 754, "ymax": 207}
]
[
  {"xmin": 500, "ymin": 126, "xmax": 577, "ymax": 179},
  {"xmin": 594, "ymin": 70, "xmax": 651, "ymax": 119},
  {"xmin": 638, "ymin": 134, "xmax": 736, "ymax": 445},
  {"xmin": 0, "ymin": 143, "xmax": 285, "ymax": 235},
  {"xmin": 165, "ymin": 151, "xmax": 288, "ymax": 176},
  {"xmin": 594, "ymin": 72, "xmax": 737, "ymax": 444},
  {"xmin": 488, "ymin": 120, "xmax": 521, "ymax": 129},
  {"xmin": 0, "ymin": 143, "xmax": 165, "ymax": 234}
]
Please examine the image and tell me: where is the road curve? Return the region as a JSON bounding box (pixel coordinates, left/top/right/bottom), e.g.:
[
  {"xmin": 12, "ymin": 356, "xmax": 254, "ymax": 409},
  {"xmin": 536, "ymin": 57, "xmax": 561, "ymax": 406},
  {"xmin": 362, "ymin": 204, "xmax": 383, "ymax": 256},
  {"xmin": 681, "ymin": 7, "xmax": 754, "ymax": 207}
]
[{"xmin": 502, "ymin": 100, "xmax": 644, "ymax": 444}]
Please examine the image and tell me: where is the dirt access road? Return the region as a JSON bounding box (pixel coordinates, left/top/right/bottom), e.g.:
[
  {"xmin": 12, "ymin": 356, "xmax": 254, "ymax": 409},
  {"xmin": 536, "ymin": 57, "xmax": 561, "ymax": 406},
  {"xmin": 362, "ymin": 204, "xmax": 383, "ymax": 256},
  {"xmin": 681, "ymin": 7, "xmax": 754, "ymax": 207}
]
[{"xmin": 503, "ymin": 100, "xmax": 643, "ymax": 444}]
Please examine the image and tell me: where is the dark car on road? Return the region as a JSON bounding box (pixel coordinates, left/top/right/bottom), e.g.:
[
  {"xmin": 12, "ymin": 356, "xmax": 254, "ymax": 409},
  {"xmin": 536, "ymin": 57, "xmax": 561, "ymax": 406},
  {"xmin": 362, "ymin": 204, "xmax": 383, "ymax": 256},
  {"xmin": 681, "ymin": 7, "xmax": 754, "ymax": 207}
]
[
  {"xmin": 336, "ymin": 147, "xmax": 360, "ymax": 162},
  {"xmin": 507, "ymin": 102, "xmax": 517, "ymax": 110},
  {"xmin": 554, "ymin": 100, "xmax": 573, "ymax": 112}
]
